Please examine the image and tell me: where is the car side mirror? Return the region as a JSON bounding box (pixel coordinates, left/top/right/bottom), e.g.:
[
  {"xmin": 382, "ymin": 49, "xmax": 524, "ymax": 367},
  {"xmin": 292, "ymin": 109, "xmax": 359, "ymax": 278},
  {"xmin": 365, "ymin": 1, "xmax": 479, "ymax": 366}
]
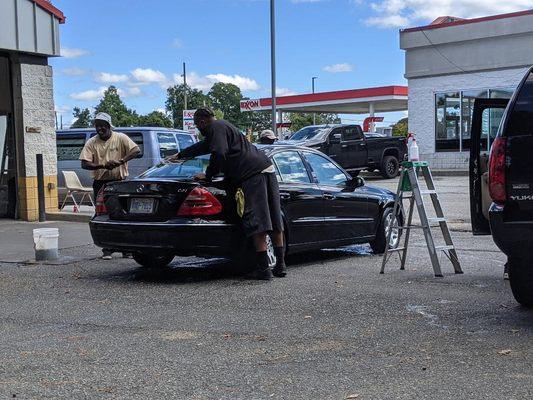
[
  {"xmin": 330, "ymin": 133, "xmax": 342, "ymax": 144},
  {"xmin": 348, "ymin": 176, "xmax": 364, "ymax": 188}
]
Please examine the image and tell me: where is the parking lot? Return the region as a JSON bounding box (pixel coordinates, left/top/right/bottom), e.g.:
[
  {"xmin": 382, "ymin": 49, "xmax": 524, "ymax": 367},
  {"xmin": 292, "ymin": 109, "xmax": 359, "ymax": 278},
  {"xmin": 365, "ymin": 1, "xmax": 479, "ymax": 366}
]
[{"xmin": 1, "ymin": 175, "xmax": 532, "ymax": 399}]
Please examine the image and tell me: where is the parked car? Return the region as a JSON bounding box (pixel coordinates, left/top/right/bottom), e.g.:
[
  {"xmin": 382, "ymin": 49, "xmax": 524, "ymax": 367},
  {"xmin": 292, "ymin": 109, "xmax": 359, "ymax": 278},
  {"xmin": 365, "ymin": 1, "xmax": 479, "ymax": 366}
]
[
  {"xmin": 469, "ymin": 66, "xmax": 533, "ymax": 307},
  {"xmin": 282, "ymin": 124, "xmax": 407, "ymax": 179},
  {"xmin": 56, "ymin": 127, "xmax": 198, "ymax": 200},
  {"xmin": 89, "ymin": 145, "xmax": 402, "ymax": 269}
]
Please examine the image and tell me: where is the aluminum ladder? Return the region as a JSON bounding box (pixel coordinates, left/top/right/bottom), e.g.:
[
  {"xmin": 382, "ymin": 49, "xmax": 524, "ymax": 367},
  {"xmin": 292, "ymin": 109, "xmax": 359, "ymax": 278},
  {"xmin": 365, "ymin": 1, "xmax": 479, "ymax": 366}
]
[{"xmin": 380, "ymin": 161, "xmax": 463, "ymax": 277}]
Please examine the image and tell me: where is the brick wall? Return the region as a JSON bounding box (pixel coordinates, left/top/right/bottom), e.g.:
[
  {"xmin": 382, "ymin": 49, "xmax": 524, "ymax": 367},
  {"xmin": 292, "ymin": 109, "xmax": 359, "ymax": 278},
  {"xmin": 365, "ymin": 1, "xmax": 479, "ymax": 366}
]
[
  {"xmin": 408, "ymin": 67, "xmax": 527, "ymax": 169},
  {"xmin": 17, "ymin": 63, "xmax": 58, "ymax": 221}
]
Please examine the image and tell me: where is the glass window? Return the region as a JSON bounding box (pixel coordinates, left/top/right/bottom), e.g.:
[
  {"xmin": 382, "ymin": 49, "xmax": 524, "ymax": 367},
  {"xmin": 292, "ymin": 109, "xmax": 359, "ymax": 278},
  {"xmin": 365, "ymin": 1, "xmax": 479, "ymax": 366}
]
[
  {"xmin": 57, "ymin": 134, "xmax": 86, "ymax": 161},
  {"xmin": 489, "ymin": 88, "xmax": 515, "ymax": 99},
  {"xmin": 461, "ymin": 90, "xmax": 488, "ymax": 150},
  {"xmin": 157, "ymin": 132, "xmax": 178, "ymax": 158},
  {"xmin": 123, "ymin": 132, "xmax": 144, "ymax": 156},
  {"xmin": 435, "ymin": 92, "xmax": 460, "ymax": 151},
  {"xmin": 176, "ymin": 133, "xmax": 195, "ymax": 151},
  {"xmin": 343, "ymin": 126, "xmax": 362, "ymax": 141},
  {"xmin": 272, "ymin": 151, "xmax": 310, "ymax": 183},
  {"xmin": 142, "ymin": 156, "xmax": 210, "ymax": 179},
  {"xmin": 304, "ymin": 152, "xmax": 347, "ymax": 186},
  {"xmin": 505, "ymin": 74, "xmax": 533, "ymax": 137}
]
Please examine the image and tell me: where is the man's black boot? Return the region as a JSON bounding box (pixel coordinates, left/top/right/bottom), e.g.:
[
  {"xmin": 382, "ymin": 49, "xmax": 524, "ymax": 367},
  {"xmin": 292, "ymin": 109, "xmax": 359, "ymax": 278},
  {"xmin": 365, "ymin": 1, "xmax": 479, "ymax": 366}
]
[
  {"xmin": 272, "ymin": 246, "xmax": 287, "ymax": 277},
  {"xmin": 244, "ymin": 251, "xmax": 272, "ymax": 280}
]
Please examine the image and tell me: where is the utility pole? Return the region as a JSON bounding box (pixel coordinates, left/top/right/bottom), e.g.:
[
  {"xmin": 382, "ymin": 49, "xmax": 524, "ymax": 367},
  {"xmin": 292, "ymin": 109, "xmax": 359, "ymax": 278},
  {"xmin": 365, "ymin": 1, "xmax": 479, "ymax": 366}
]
[
  {"xmin": 312, "ymin": 76, "xmax": 317, "ymax": 125},
  {"xmin": 182, "ymin": 62, "xmax": 188, "ymax": 111},
  {"xmin": 270, "ymin": 0, "xmax": 277, "ymax": 136}
]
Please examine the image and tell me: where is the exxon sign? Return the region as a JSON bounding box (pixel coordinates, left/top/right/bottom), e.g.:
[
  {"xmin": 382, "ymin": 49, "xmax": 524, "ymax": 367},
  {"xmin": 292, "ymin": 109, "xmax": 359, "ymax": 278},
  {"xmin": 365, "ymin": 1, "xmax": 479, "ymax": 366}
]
[{"xmin": 240, "ymin": 99, "xmax": 261, "ymax": 112}]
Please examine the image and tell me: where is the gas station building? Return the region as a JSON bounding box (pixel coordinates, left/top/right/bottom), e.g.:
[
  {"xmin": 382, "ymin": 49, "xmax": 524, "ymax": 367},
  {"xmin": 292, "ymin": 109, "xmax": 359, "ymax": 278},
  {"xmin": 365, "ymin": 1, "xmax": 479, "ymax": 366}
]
[{"xmin": 0, "ymin": 0, "xmax": 64, "ymax": 220}]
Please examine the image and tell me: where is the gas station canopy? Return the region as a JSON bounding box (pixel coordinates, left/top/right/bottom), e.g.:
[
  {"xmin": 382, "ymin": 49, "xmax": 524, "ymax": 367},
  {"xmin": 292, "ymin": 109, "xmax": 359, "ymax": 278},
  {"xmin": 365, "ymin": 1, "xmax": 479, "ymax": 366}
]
[{"xmin": 240, "ymin": 85, "xmax": 408, "ymax": 114}]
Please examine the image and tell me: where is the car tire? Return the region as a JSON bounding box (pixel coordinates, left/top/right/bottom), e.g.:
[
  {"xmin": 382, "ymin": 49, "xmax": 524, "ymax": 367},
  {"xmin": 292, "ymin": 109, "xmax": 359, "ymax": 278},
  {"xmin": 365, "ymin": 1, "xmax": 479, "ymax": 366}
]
[
  {"xmin": 370, "ymin": 207, "xmax": 400, "ymax": 254},
  {"xmin": 380, "ymin": 155, "xmax": 399, "ymax": 179},
  {"xmin": 133, "ymin": 252, "xmax": 175, "ymax": 269},
  {"xmin": 509, "ymin": 258, "xmax": 533, "ymax": 307},
  {"xmin": 232, "ymin": 232, "xmax": 284, "ymax": 273}
]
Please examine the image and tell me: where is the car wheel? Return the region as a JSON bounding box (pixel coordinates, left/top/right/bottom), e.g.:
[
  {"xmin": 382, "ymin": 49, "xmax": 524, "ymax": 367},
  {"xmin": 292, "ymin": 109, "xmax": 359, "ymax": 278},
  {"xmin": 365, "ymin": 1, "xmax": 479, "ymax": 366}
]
[
  {"xmin": 509, "ymin": 257, "xmax": 533, "ymax": 307},
  {"xmin": 232, "ymin": 232, "xmax": 284, "ymax": 273},
  {"xmin": 133, "ymin": 252, "xmax": 175, "ymax": 269},
  {"xmin": 380, "ymin": 155, "xmax": 399, "ymax": 179},
  {"xmin": 370, "ymin": 207, "xmax": 400, "ymax": 254}
]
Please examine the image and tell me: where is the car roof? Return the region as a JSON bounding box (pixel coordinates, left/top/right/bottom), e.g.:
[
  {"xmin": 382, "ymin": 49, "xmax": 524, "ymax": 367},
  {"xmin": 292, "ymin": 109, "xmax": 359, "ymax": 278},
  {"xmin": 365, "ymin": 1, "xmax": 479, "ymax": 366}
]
[
  {"xmin": 257, "ymin": 143, "xmax": 331, "ymax": 156},
  {"xmin": 57, "ymin": 127, "xmax": 193, "ymax": 135}
]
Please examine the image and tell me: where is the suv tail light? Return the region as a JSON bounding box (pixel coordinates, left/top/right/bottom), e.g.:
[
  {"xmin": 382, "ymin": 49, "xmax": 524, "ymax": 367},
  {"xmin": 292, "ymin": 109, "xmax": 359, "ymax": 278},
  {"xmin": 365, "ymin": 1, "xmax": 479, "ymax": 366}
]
[
  {"xmin": 489, "ymin": 137, "xmax": 507, "ymax": 205},
  {"xmin": 95, "ymin": 189, "xmax": 108, "ymax": 215},
  {"xmin": 177, "ymin": 187, "xmax": 222, "ymax": 216}
]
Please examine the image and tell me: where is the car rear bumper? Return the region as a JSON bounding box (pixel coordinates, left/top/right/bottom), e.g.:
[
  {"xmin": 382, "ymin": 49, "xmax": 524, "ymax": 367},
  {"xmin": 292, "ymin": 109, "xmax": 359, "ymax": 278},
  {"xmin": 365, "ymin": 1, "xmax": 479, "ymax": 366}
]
[
  {"xmin": 89, "ymin": 217, "xmax": 238, "ymax": 257},
  {"xmin": 489, "ymin": 203, "xmax": 533, "ymax": 258}
]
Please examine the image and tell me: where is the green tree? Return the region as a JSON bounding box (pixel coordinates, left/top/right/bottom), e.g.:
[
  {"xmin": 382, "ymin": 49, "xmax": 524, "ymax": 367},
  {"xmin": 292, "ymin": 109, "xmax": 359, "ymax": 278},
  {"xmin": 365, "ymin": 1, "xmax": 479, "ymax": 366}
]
[
  {"xmin": 70, "ymin": 107, "xmax": 92, "ymax": 128},
  {"xmin": 94, "ymin": 86, "xmax": 139, "ymax": 127},
  {"xmin": 242, "ymin": 111, "xmax": 272, "ymax": 133},
  {"xmin": 208, "ymin": 82, "xmax": 244, "ymax": 127},
  {"xmin": 139, "ymin": 111, "xmax": 173, "ymax": 128},
  {"xmin": 165, "ymin": 84, "xmax": 208, "ymax": 128},
  {"xmin": 392, "ymin": 117, "xmax": 408, "ymax": 137},
  {"xmin": 288, "ymin": 113, "xmax": 341, "ymax": 132}
]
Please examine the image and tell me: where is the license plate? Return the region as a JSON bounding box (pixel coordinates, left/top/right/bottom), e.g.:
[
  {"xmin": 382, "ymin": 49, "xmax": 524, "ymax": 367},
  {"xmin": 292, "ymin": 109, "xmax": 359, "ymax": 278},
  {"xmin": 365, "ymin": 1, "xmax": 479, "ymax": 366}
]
[{"xmin": 129, "ymin": 198, "xmax": 155, "ymax": 214}]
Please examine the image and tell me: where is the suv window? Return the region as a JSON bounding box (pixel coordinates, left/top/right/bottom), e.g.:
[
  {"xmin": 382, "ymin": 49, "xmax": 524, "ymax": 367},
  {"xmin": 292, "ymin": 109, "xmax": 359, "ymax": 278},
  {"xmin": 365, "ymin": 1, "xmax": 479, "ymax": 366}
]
[
  {"xmin": 157, "ymin": 132, "xmax": 179, "ymax": 158},
  {"xmin": 506, "ymin": 72, "xmax": 533, "ymax": 137},
  {"xmin": 343, "ymin": 126, "xmax": 362, "ymax": 141},
  {"xmin": 304, "ymin": 152, "xmax": 347, "ymax": 186},
  {"xmin": 177, "ymin": 133, "xmax": 195, "ymax": 150},
  {"xmin": 57, "ymin": 134, "xmax": 86, "ymax": 161},
  {"xmin": 272, "ymin": 151, "xmax": 310, "ymax": 183}
]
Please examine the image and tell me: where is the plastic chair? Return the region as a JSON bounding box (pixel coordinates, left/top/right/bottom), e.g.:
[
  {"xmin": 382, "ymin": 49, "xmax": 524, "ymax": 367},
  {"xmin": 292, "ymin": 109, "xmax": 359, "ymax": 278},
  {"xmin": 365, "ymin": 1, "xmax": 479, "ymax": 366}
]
[{"xmin": 60, "ymin": 171, "xmax": 95, "ymax": 212}]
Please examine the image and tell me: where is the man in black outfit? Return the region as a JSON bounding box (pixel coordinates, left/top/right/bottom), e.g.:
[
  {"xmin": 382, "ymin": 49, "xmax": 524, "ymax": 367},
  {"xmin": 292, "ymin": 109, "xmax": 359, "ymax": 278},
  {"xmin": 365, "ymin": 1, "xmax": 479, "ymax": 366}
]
[{"xmin": 171, "ymin": 107, "xmax": 286, "ymax": 280}]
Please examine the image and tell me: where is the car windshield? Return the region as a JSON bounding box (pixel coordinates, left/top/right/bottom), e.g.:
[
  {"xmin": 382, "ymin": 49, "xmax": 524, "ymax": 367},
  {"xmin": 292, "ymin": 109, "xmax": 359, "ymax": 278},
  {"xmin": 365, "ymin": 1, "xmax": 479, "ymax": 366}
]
[
  {"xmin": 141, "ymin": 156, "xmax": 211, "ymax": 179},
  {"xmin": 290, "ymin": 127, "xmax": 327, "ymax": 141}
]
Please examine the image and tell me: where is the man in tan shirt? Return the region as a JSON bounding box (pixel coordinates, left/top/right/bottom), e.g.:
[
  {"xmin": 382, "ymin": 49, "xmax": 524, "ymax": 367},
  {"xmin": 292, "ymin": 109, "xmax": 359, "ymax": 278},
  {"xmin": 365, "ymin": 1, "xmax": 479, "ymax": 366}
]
[{"xmin": 79, "ymin": 112, "xmax": 140, "ymax": 259}]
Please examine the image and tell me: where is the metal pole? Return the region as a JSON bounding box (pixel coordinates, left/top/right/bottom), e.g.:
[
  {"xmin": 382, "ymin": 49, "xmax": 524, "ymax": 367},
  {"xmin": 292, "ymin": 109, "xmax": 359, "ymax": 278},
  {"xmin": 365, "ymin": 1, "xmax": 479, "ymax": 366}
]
[
  {"xmin": 312, "ymin": 76, "xmax": 317, "ymax": 125},
  {"xmin": 270, "ymin": 0, "xmax": 277, "ymax": 135},
  {"xmin": 36, "ymin": 154, "xmax": 46, "ymax": 222},
  {"xmin": 183, "ymin": 62, "xmax": 188, "ymax": 111}
]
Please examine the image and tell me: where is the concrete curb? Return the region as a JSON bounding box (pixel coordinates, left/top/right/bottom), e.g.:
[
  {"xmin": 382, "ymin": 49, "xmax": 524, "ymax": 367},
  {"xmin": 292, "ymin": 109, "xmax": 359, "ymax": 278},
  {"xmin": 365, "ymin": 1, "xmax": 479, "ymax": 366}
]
[{"xmin": 45, "ymin": 212, "xmax": 92, "ymax": 223}]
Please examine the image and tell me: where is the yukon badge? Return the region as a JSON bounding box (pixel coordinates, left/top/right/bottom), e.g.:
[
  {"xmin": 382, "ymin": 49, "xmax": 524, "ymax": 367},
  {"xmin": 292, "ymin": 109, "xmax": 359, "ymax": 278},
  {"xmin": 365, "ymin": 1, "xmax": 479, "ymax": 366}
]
[
  {"xmin": 136, "ymin": 184, "xmax": 145, "ymax": 193},
  {"xmin": 510, "ymin": 195, "xmax": 533, "ymax": 201}
]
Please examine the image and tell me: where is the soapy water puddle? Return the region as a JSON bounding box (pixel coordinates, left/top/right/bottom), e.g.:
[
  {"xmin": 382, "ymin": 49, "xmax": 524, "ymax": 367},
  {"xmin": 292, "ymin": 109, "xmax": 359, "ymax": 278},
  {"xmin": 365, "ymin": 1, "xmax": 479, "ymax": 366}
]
[{"xmin": 406, "ymin": 304, "xmax": 448, "ymax": 330}]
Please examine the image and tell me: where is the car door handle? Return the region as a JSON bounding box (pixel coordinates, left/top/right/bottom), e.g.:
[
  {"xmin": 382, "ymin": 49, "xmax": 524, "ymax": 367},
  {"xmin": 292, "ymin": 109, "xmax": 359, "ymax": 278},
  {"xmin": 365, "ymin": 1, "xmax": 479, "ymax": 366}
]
[
  {"xmin": 280, "ymin": 192, "xmax": 290, "ymax": 200},
  {"xmin": 341, "ymin": 144, "xmax": 348, "ymax": 148},
  {"xmin": 323, "ymin": 193, "xmax": 335, "ymax": 200}
]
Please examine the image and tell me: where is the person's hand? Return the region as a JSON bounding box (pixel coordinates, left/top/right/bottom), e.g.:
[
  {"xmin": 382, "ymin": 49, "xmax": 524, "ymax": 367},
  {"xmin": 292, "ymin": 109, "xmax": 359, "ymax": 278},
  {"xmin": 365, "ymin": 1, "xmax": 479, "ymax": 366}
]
[
  {"xmin": 105, "ymin": 160, "xmax": 122, "ymax": 170},
  {"xmin": 165, "ymin": 152, "xmax": 180, "ymax": 163},
  {"xmin": 193, "ymin": 172, "xmax": 207, "ymax": 181}
]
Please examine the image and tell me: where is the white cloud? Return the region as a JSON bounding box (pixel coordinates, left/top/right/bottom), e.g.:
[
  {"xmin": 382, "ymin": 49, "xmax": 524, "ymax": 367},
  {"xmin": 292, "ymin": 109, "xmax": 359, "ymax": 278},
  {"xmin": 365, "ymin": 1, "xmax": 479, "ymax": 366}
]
[
  {"xmin": 95, "ymin": 72, "xmax": 129, "ymax": 84},
  {"xmin": 276, "ymin": 87, "xmax": 298, "ymax": 96},
  {"xmin": 174, "ymin": 72, "xmax": 261, "ymax": 92},
  {"xmin": 69, "ymin": 87, "xmax": 106, "ymax": 101},
  {"xmin": 171, "ymin": 38, "xmax": 183, "ymax": 48},
  {"xmin": 323, "ymin": 63, "xmax": 353, "ymax": 73},
  {"xmin": 60, "ymin": 47, "xmax": 90, "ymax": 58},
  {"xmin": 61, "ymin": 67, "xmax": 88, "ymax": 76},
  {"xmin": 54, "ymin": 105, "xmax": 71, "ymax": 114},
  {"xmin": 364, "ymin": 0, "xmax": 533, "ymax": 28},
  {"xmin": 205, "ymin": 74, "xmax": 261, "ymax": 91},
  {"xmin": 131, "ymin": 68, "xmax": 169, "ymax": 87},
  {"xmin": 123, "ymin": 86, "xmax": 142, "ymax": 97}
]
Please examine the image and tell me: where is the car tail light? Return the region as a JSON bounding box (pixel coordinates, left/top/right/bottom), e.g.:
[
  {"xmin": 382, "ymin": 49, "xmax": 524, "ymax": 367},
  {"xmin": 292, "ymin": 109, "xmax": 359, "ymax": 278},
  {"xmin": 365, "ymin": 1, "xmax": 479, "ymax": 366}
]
[
  {"xmin": 489, "ymin": 137, "xmax": 507, "ymax": 205},
  {"xmin": 177, "ymin": 187, "xmax": 222, "ymax": 216},
  {"xmin": 95, "ymin": 189, "xmax": 108, "ymax": 215}
]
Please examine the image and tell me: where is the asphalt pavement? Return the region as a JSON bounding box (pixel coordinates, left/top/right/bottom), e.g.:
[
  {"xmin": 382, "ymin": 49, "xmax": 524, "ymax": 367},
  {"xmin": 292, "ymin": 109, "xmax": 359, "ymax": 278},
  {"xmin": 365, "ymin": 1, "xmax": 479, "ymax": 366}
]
[{"xmin": 0, "ymin": 175, "xmax": 532, "ymax": 399}]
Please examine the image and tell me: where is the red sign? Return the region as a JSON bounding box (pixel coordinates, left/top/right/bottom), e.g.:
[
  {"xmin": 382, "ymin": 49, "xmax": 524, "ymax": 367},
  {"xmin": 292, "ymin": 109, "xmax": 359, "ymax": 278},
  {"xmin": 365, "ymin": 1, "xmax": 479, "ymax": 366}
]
[{"xmin": 240, "ymin": 99, "xmax": 261, "ymax": 111}]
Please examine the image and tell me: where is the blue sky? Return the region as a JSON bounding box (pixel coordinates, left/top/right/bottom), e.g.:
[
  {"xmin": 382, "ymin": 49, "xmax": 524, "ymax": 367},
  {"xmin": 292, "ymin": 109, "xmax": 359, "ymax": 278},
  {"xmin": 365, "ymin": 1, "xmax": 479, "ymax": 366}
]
[{"xmin": 49, "ymin": 0, "xmax": 533, "ymax": 127}]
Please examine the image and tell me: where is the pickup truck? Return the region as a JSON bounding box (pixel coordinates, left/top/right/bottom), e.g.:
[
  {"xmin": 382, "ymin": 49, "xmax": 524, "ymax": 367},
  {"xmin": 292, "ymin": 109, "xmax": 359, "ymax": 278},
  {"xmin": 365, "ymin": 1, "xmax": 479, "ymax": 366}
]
[{"xmin": 282, "ymin": 124, "xmax": 407, "ymax": 178}]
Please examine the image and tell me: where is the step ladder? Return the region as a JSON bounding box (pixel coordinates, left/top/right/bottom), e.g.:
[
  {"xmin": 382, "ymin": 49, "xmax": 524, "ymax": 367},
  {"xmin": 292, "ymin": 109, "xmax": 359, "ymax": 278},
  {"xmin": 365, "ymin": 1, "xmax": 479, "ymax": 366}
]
[{"xmin": 380, "ymin": 161, "xmax": 463, "ymax": 277}]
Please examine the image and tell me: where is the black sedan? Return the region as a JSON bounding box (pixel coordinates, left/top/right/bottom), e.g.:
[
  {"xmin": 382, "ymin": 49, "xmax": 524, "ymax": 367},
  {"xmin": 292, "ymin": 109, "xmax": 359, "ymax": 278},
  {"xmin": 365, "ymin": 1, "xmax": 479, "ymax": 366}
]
[{"xmin": 90, "ymin": 145, "xmax": 401, "ymax": 269}]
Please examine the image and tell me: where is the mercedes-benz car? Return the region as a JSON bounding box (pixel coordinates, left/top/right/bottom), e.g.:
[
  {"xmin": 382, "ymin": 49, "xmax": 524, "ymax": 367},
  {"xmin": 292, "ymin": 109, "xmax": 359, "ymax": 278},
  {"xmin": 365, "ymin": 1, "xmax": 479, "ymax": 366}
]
[{"xmin": 89, "ymin": 145, "xmax": 402, "ymax": 269}]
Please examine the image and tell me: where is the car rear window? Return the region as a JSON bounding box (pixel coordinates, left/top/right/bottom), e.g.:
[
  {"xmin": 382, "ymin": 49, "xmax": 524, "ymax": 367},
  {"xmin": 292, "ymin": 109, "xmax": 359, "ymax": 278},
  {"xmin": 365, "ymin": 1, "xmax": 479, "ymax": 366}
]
[
  {"xmin": 141, "ymin": 156, "xmax": 210, "ymax": 179},
  {"xmin": 505, "ymin": 71, "xmax": 533, "ymax": 137}
]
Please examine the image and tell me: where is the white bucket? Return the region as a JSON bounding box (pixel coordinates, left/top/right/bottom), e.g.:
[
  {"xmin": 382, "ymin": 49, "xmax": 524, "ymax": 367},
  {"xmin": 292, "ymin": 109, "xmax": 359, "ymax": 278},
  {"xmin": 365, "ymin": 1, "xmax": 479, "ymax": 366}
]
[{"xmin": 33, "ymin": 228, "xmax": 59, "ymax": 261}]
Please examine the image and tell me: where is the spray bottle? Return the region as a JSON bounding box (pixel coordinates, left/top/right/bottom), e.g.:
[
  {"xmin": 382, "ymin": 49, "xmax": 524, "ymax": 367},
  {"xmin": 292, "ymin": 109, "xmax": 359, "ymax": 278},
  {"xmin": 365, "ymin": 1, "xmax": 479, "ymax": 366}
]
[{"xmin": 406, "ymin": 132, "xmax": 419, "ymax": 162}]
